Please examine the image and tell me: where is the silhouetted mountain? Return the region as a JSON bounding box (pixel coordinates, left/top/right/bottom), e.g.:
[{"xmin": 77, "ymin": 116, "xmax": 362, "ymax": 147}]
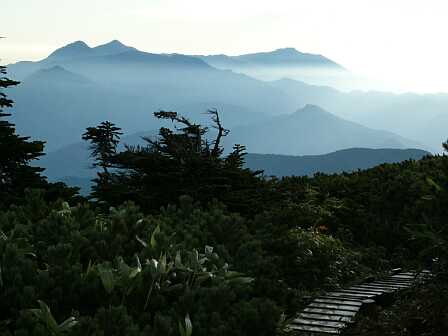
[
  {"xmin": 46, "ymin": 40, "xmax": 136, "ymax": 61},
  {"xmin": 91, "ymin": 40, "xmax": 136, "ymax": 57},
  {"xmin": 38, "ymin": 106, "xmax": 420, "ymax": 183},
  {"xmin": 268, "ymin": 78, "xmax": 447, "ymax": 151},
  {"xmin": 236, "ymin": 48, "xmax": 344, "ymax": 68},
  {"xmin": 25, "ymin": 65, "xmax": 92, "ymax": 85},
  {"xmin": 198, "ymin": 48, "xmax": 344, "ymax": 69},
  {"xmin": 7, "ymin": 41, "xmax": 300, "ymax": 150},
  {"xmin": 196, "ymin": 48, "xmax": 351, "ymax": 89},
  {"xmin": 224, "ymin": 105, "xmax": 422, "ymax": 155},
  {"xmin": 9, "ymin": 65, "xmax": 136, "ymax": 151},
  {"xmin": 7, "ymin": 40, "xmax": 444, "ymax": 153},
  {"xmin": 245, "ymin": 148, "xmax": 430, "ymax": 177},
  {"xmin": 47, "ymin": 41, "xmax": 92, "ymax": 60},
  {"xmin": 38, "ymin": 137, "xmax": 429, "ymax": 193}
]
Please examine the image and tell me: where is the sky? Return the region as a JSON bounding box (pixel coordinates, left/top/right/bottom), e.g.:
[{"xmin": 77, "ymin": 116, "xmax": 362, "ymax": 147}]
[{"xmin": 2, "ymin": 0, "xmax": 448, "ymax": 93}]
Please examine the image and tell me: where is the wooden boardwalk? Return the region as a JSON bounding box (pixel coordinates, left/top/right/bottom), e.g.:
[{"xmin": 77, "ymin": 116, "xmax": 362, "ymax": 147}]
[{"xmin": 287, "ymin": 269, "xmax": 432, "ymax": 335}]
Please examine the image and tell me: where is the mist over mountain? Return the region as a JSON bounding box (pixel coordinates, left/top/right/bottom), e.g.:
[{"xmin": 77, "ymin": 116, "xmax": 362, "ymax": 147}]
[
  {"xmin": 47, "ymin": 40, "xmax": 137, "ymax": 60},
  {"xmin": 37, "ymin": 133, "xmax": 429, "ymax": 194},
  {"xmin": 8, "ymin": 41, "xmax": 297, "ymax": 150},
  {"xmin": 246, "ymin": 148, "xmax": 430, "ymax": 177},
  {"xmin": 224, "ymin": 105, "xmax": 422, "ymax": 155},
  {"xmin": 196, "ymin": 48, "xmax": 353, "ymax": 89},
  {"xmin": 7, "ymin": 40, "xmax": 446, "ymax": 155},
  {"xmin": 269, "ymin": 78, "xmax": 448, "ymax": 151},
  {"xmin": 25, "ymin": 65, "xmax": 92, "ymax": 84},
  {"xmin": 197, "ymin": 48, "xmax": 343, "ymax": 69}
]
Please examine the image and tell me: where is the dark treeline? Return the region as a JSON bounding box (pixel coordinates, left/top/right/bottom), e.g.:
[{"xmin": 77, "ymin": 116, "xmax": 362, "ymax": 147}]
[{"xmin": 1, "ymin": 65, "xmax": 447, "ymax": 335}]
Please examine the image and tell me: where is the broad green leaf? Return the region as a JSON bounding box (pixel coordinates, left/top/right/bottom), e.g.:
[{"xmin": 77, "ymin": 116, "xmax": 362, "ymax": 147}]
[
  {"xmin": 135, "ymin": 235, "xmax": 147, "ymax": 248},
  {"xmin": 129, "ymin": 255, "xmax": 142, "ymax": 278},
  {"xmin": 158, "ymin": 253, "xmax": 167, "ymax": 274},
  {"xmin": 426, "ymin": 177, "xmax": 442, "ymax": 191},
  {"xmin": 59, "ymin": 316, "xmax": 78, "ymax": 331},
  {"xmin": 175, "ymin": 251, "xmax": 183, "ymax": 268},
  {"xmin": 179, "ymin": 314, "xmax": 193, "ymax": 336},
  {"xmin": 97, "ymin": 263, "xmax": 116, "ymax": 294},
  {"xmin": 150, "ymin": 224, "xmax": 161, "ymax": 249},
  {"xmin": 185, "ymin": 314, "xmax": 193, "ymax": 336},
  {"xmin": 205, "ymin": 245, "xmax": 213, "ymax": 257},
  {"xmin": 30, "ymin": 300, "xmax": 59, "ymax": 333},
  {"xmin": 149, "ymin": 259, "xmax": 159, "ymax": 276},
  {"xmin": 226, "ymin": 276, "xmax": 254, "ymax": 285}
]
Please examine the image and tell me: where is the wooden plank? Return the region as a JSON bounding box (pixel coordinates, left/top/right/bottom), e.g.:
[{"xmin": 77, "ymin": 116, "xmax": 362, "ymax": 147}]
[
  {"xmin": 292, "ymin": 318, "xmax": 346, "ymax": 328},
  {"xmin": 308, "ymin": 303, "xmax": 360, "ymax": 312},
  {"xmin": 376, "ymin": 279, "xmax": 413, "ymax": 285},
  {"xmin": 337, "ymin": 289, "xmax": 384, "ymax": 296},
  {"xmin": 313, "ymin": 298, "xmax": 363, "ymax": 307},
  {"xmin": 287, "ymin": 323, "xmax": 341, "ymax": 334},
  {"xmin": 304, "ymin": 307, "xmax": 357, "ymax": 316},
  {"xmin": 390, "ymin": 274, "xmax": 416, "ymax": 279},
  {"xmin": 354, "ymin": 284, "xmax": 399, "ymax": 290},
  {"xmin": 327, "ymin": 291, "xmax": 376, "ymax": 299},
  {"xmin": 298, "ymin": 313, "xmax": 352, "ymax": 323},
  {"xmin": 361, "ymin": 282, "xmax": 407, "ymax": 289},
  {"xmin": 322, "ymin": 295, "xmax": 367, "ymax": 304},
  {"xmin": 288, "ymin": 269, "xmax": 432, "ymax": 335},
  {"xmin": 352, "ymin": 286, "xmax": 395, "ymax": 292},
  {"xmin": 347, "ymin": 286, "xmax": 392, "ymax": 293},
  {"xmin": 398, "ymin": 272, "xmax": 418, "ymax": 276},
  {"xmin": 384, "ymin": 275, "xmax": 415, "ymax": 280},
  {"xmin": 371, "ymin": 281, "xmax": 411, "ymax": 287}
]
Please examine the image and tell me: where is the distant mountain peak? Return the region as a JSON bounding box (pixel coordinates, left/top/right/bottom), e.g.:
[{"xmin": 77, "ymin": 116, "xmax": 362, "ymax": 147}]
[
  {"xmin": 26, "ymin": 65, "xmax": 91, "ymax": 84},
  {"xmin": 68, "ymin": 40, "xmax": 90, "ymax": 48},
  {"xmin": 291, "ymin": 104, "xmax": 339, "ymax": 121},
  {"xmin": 47, "ymin": 40, "xmax": 91, "ymax": 60},
  {"xmin": 105, "ymin": 39, "xmax": 125, "ymax": 46},
  {"xmin": 45, "ymin": 40, "xmax": 136, "ymax": 61},
  {"xmin": 272, "ymin": 47, "xmax": 302, "ymax": 55},
  {"xmin": 41, "ymin": 65, "xmax": 68, "ymax": 73},
  {"xmin": 298, "ymin": 104, "xmax": 327, "ymax": 113},
  {"xmin": 91, "ymin": 40, "xmax": 136, "ymax": 56}
]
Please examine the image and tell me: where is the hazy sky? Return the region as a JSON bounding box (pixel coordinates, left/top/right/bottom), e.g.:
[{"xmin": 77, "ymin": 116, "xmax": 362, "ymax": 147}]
[{"xmin": 2, "ymin": 0, "xmax": 448, "ymax": 93}]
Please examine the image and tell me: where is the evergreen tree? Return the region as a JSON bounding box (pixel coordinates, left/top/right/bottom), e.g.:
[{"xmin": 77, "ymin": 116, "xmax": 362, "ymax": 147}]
[
  {"xmin": 82, "ymin": 121, "xmax": 122, "ymax": 202},
  {"xmin": 82, "ymin": 121, "xmax": 122, "ymax": 174},
  {"xmin": 86, "ymin": 111, "xmax": 266, "ymax": 214},
  {"xmin": 0, "ymin": 65, "xmax": 47, "ymax": 206}
]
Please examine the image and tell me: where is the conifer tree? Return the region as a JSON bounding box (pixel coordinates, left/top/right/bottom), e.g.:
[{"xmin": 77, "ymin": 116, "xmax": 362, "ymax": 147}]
[
  {"xmin": 86, "ymin": 111, "xmax": 266, "ymax": 215},
  {"xmin": 82, "ymin": 121, "xmax": 122, "ymax": 203},
  {"xmin": 0, "ymin": 65, "xmax": 47, "ymax": 205},
  {"xmin": 82, "ymin": 121, "xmax": 122, "ymax": 174}
]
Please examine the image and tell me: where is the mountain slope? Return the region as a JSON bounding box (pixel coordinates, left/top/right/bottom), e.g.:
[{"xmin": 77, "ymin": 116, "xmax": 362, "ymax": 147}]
[
  {"xmin": 7, "ymin": 41, "xmax": 300, "ymax": 150},
  {"xmin": 7, "ymin": 40, "xmax": 443, "ymax": 153},
  {"xmin": 25, "ymin": 65, "xmax": 92, "ymax": 85},
  {"xmin": 38, "ymin": 139, "xmax": 429, "ymax": 194},
  {"xmin": 196, "ymin": 48, "xmax": 350, "ymax": 88},
  {"xmin": 268, "ymin": 78, "xmax": 448, "ymax": 152},
  {"xmin": 245, "ymin": 148, "xmax": 429, "ymax": 177},
  {"xmin": 197, "ymin": 48, "xmax": 344, "ymax": 69},
  {"xmin": 224, "ymin": 105, "xmax": 422, "ymax": 155},
  {"xmin": 45, "ymin": 40, "xmax": 137, "ymax": 61}
]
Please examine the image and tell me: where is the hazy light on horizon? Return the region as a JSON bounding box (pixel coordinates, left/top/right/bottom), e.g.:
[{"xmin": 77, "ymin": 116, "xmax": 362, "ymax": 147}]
[{"xmin": 2, "ymin": 0, "xmax": 448, "ymax": 93}]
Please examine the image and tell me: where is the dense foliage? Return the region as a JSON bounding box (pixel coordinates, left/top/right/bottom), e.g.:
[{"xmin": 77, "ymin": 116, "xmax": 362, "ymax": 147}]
[
  {"xmin": 0, "ymin": 66, "xmax": 77, "ymax": 207},
  {"xmin": 1, "ymin": 64, "xmax": 447, "ymax": 335}
]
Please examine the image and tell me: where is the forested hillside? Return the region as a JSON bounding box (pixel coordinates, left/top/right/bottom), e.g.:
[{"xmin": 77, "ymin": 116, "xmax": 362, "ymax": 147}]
[{"xmin": 1, "ymin": 66, "xmax": 447, "ymax": 336}]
